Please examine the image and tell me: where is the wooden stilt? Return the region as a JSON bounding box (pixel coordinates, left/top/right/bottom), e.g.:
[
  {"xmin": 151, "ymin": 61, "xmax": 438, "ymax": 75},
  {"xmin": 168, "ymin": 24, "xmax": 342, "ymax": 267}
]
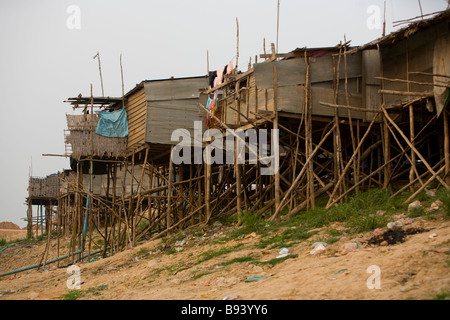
[
  {"xmin": 167, "ymin": 146, "xmax": 173, "ymax": 229},
  {"xmin": 444, "ymin": 110, "xmax": 450, "ymax": 186}
]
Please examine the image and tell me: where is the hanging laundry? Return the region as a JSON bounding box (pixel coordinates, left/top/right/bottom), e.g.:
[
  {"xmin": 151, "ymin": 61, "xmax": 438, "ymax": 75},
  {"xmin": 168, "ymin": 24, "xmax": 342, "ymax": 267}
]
[
  {"xmin": 226, "ymin": 61, "xmax": 233, "ymax": 74},
  {"xmin": 208, "ymin": 71, "xmax": 217, "ymax": 89},
  {"xmin": 217, "ymin": 67, "xmax": 224, "ymax": 85}
]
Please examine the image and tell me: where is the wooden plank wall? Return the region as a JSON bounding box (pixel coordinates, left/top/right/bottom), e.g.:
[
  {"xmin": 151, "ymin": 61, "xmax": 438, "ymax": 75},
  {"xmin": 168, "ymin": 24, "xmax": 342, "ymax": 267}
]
[
  {"xmin": 125, "ymin": 87, "xmax": 147, "ymax": 150},
  {"xmin": 381, "ymin": 22, "xmax": 449, "ymax": 107},
  {"xmin": 249, "ymin": 52, "xmax": 364, "ymax": 121},
  {"xmin": 362, "ymin": 49, "xmax": 381, "ymax": 122}
]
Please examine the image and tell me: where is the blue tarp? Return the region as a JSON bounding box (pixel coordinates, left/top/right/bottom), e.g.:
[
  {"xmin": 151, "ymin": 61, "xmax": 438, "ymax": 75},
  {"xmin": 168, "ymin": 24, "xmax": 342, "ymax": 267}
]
[{"xmin": 95, "ymin": 108, "xmax": 128, "ymax": 138}]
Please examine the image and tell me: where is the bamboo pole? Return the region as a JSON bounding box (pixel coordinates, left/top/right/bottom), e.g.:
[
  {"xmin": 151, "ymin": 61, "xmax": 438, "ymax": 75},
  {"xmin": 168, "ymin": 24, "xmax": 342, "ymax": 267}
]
[
  {"xmin": 343, "ymin": 35, "xmax": 358, "ymax": 193},
  {"xmin": 236, "ymin": 17, "xmax": 239, "ymax": 72},
  {"xmin": 269, "ymin": 122, "xmax": 336, "ymax": 221},
  {"xmin": 273, "ymin": 63, "xmax": 281, "ymax": 211},
  {"xmin": 326, "ymin": 113, "xmax": 380, "ymax": 209},
  {"xmin": 332, "ymin": 47, "xmax": 344, "ymax": 199},
  {"xmin": 444, "ymin": 110, "xmax": 450, "ymax": 186},
  {"xmin": 167, "ymin": 146, "xmax": 173, "ymax": 229},
  {"xmin": 381, "ymin": 106, "xmax": 450, "ymax": 189},
  {"xmin": 205, "ymin": 142, "xmax": 212, "ymax": 223},
  {"xmin": 404, "ymin": 166, "xmax": 446, "ymax": 204}
]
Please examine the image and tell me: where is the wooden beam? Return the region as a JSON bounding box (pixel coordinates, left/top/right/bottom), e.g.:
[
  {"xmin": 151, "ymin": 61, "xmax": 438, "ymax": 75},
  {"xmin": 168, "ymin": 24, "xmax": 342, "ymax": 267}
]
[{"xmin": 378, "ymin": 89, "xmax": 434, "ymax": 97}]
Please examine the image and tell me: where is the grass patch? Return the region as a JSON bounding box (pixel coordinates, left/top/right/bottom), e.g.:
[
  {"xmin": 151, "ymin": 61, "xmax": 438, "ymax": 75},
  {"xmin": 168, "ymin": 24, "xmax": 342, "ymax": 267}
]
[
  {"xmin": 220, "ymin": 256, "xmax": 257, "ymax": 266},
  {"xmin": 196, "ymin": 243, "xmax": 244, "ymax": 264},
  {"xmin": 191, "ymin": 270, "xmax": 214, "ymax": 280},
  {"xmin": 437, "ymin": 189, "xmax": 450, "ymax": 218},
  {"xmin": 134, "ymin": 247, "xmax": 151, "ymax": 258},
  {"xmin": 254, "ymin": 254, "xmax": 298, "ymax": 267},
  {"xmin": 0, "ymin": 237, "xmax": 29, "ymax": 248},
  {"xmin": 60, "ymin": 290, "xmax": 84, "ymax": 300},
  {"xmin": 60, "ymin": 284, "xmax": 109, "ymax": 300},
  {"xmin": 252, "ymin": 189, "xmax": 415, "ymax": 248},
  {"xmin": 432, "ymin": 291, "xmax": 450, "ymax": 300},
  {"xmin": 257, "ymin": 228, "xmax": 317, "ymax": 249},
  {"xmin": 228, "ymin": 211, "xmax": 268, "ymax": 239},
  {"xmin": 408, "ymin": 206, "xmax": 426, "ymax": 218}
]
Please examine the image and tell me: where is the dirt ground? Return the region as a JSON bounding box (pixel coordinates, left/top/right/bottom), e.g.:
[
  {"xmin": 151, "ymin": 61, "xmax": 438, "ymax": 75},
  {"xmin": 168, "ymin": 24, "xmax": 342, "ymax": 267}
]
[
  {"xmin": 0, "ymin": 214, "xmax": 449, "ymax": 301},
  {"xmin": 0, "ymin": 229, "xmax": 27, "ymax": 242}
]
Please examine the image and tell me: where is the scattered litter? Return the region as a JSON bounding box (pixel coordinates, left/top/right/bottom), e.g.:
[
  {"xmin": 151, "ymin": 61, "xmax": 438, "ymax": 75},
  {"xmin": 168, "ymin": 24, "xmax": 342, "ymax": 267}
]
[
  {"xmin": 373, "ymin": 228, "xmax": 383, "ymax": 236},
  {"xmin": 429, "ymin": 200, "xmax": 443, "ymax": 212},
  {"xmin": 429, "ymin": 233, "xmax": 438, "ymax": 239},
  {"xmin": 400, "ymin": 285, "xmax": 420, "ymax": 292},
  {"xmin": 311, "ymin": 242, "xmax": 328, "ymax": 249},
  {"xmin": 75, "ymin": 280, "xmax": 84, "ymax": 287},
  {"xmin": 334, "ymin": 268, "xmax": 348, "ymax": 274},
  {"xmin": 96, "ymin": 284, "xmax": 109, "ymax": 290},
  {"xmin": 387, "ymin": 220, "xmax": 403, "ymax": 231},
  {"xmin": 425, "ymin": 189, "xmax": 436, "ymax": 198},
  {"xmin": 376, "ymin": 210, "xmax": 386, "ymax": 216},
  {"xmin": 244, "ymin": 275, "xmax": 269, "ymax": 282},
  {"xmin": 175, "ymin": 239, "xmax": 187, "ymax": 247},
  {"xmin": 244, "ymin": 232, "xmax": 257, "ymax": 239},
  {"xmin": 408, "ymin": 200, "xmax": 422, "ymax": 212},
  {"xmin": 223, "ymin": 295, "xmax": 239, "ymax": 300},
  {"xmin": 340, "ymin": 242, "xmax": 358, "ymax": 255},
  {"xmin": 277, "ymin": 247, "xmax": 290, "ymax": 258},
  {"xmin": 310, "ymin": 243, "xmax": 326, "ymax": 255}
]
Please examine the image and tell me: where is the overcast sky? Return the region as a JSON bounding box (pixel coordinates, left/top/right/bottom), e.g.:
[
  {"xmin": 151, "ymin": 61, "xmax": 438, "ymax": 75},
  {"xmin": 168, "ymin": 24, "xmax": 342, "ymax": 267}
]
[{"xmin": 0, "ymin": 0, "xmax": 447, "ymax": 228}]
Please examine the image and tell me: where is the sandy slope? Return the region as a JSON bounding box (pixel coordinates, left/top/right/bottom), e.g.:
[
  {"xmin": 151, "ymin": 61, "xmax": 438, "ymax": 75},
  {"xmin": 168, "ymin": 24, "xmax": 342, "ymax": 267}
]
[{"xmin": 0, "ymin": 215, "xmax": 449, "ymax": 300}]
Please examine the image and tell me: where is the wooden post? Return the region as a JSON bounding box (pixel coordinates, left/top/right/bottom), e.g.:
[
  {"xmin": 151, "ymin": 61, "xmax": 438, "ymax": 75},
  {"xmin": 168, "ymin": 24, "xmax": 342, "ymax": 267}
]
[
  {"xmin": 273, "ymin": 63, "xmax": 281, "ymax": 211},
  {"xmin": 167, "ymin": 146, "xmax": 173, "ymax": 230},
  {"xmin": 235, "ymin": 140, "xmax": 242, "ymax": 218},
  {"xmin": 383, "ymin": 115, "xmax": 391, "ymax": 190},
  {"xmin": 304, "ymin": 52, "xmax": 314, "ymax": 210},
  {"xmin": 236, "ymin": 17, "xmax": 239, "ymax": 72},
  {"xmin": 205, "ymin": 142, "xmax": 212, "ymax": 223},
  {"xmin": 343, "ymin": 36, "xmax": 358, "ymax": 193},
  {"xmin": 120, "ymin": 53, "xmax": 125, "ymax": 107},
  {"xmin": 332, "ymin": 48, "xmax": 344, "ymax": 199},
  {"xmin": 444, "ymin": 110, "xmax": 450, "ymax": 186}
]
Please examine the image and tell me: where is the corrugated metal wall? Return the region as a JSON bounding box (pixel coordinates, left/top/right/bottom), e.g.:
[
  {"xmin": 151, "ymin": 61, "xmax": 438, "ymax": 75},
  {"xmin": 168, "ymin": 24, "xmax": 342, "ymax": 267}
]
[{"xmin": 144, "ymin": 77, "xmax": 207, "ymax": 145}]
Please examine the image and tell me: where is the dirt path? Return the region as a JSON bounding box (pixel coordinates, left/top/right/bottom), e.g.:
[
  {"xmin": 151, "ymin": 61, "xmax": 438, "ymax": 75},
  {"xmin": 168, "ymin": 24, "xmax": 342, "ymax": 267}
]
[{"xmin": 0, "ymin": 216, "xmax": 449, "ymax": 300}]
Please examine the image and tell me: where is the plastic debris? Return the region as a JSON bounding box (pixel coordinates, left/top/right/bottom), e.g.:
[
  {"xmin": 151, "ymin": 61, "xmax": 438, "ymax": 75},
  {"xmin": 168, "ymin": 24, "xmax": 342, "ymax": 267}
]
[
  {"xmin": 311, "ymin": 241, "xmax": 328, "ymax": 249},
  {"xmin": 340, "ymin": 242, "xmax": 358, "ymax": 255},
  {"xmin": 429, "ymin": 233, "xmax": 438, "ymax": 239},
  {"xmin": 244, "ymin": 275, "xmax": 269, "ymax": 282},
  {"xmin": 387, "ymin": 220, "xmax": 403, "ymax": 231},
  {"xmin": 373, "ymin": 228, "xmax": 383, "ymax": 236},
  {"xmin": 425, "ymin": 189, "xmax": 436, "ymax": 198},
  {"xmin": 277, "ymin": 247, "xmax": 290, "ymax": 258},
  {"xmin": 408, "ymin": 200, "xmax": 422, "ymax": 212},
  {"xmin": 310, "ymin": 243, "xmax": 326, "ymax": 255},
  {"xmin": 376, "ymin": 210, "xmax": 386, "ymax": 216},
  {"xmin": 429, "ymin": 200, "xmax": 443, "ymax": 211},
  {"xmin": 244, "ymin": 232, "xmax": 257, "ymax": 239},
  {"xmin": 334, "ymin": 268, "xmax": 348, "ymax": 274}
]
